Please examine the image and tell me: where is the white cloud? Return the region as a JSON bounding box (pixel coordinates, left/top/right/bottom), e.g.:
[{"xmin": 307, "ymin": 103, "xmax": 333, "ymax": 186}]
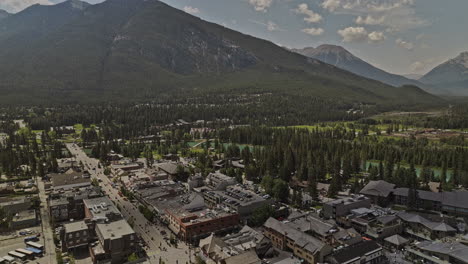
[
  {"xmin": 338, "ymin": 27, "xmax": 385, "ymax": 43},
  {"xmin": 302, "ymin": 28, "xmax": 324, "ymax": 36},
  {"xmin": 321, "ymin": 0, "xmax": 428, "ymax": 32},
  {"xmin": 248, "ymin": 0, "xmax": 273, "ymax": 12},
  {"xmin": 249, "ymin": 19, "xmax": 282, "ymax": 32},
  {"xmin": 410, "ymin": 61, "xmax": 425, "ymax": 73},
  {"xmin": 355, "ymin": 15, "xmax": 385, "ymax": 25},
  {"xmin": 0, "ymin": 0, "xmax": 52, "ymax": 13},
  {"xmin": 183, "ymin": 6, "xmax": 200, "ymax": 14},
  {"xmin": 295, "ymin": 3, "xmax": 322, "ymax": 23},
  {"xmin": 368, "ymin": 31, "xmax": 385, "ymax": 43},
  {"xmin": 321, "ymin": 0, "xmax": 340, "ymax": 12},
  {"xmin": 396, "ymin": 38, "xmax": 414, "ymax": 50},
  {"xmin": 338, "ymin": 27, "xmax": 369, "ymax": 42}
]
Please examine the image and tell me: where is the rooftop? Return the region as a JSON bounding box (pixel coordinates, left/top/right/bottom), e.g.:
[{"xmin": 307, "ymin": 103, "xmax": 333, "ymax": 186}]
[
  {"xmin": 329, "ymin": 241, "xmax": 381, "ymax": 263},
  {"xmin": 359, "ymin": 180, "xmax": 395, "ymax": 197},
  {"xmin": 96, "ymin": 219, "xmax": 135, "ymax": 241},
  {"xmin": 64, "ymin": 220, "xmax": 88, "ymax": 233},
  {"xmin": 50, "ymin": 170, "xmax": 91, "ymax": 189}
]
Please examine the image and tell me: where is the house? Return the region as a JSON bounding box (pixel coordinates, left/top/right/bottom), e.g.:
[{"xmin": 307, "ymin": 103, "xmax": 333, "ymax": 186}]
[{"xmin": 384, "ymin": 234, "xmax": 408, "ymax": 250}]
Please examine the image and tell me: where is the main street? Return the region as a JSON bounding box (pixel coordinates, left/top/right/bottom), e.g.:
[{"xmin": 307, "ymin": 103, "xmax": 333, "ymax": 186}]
[{"xmin": 66, "ymin": 143, "xmax": 195, "ymax": 264}]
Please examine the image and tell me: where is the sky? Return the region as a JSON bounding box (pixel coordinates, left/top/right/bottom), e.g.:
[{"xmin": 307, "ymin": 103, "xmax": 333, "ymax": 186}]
[{"xmin": 1, "ymin": 0, "xmax": 467, "ymax": 76}]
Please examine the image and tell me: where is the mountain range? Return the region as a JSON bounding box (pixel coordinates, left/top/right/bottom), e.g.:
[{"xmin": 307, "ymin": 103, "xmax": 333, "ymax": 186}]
[
  {"xmin": 0, "ymin": 0, "xmax": 441, "ymax": 107},
  {"xmin": 292, "ymin": 45, "xmax": 426, "ymax": 89},
  {"xmin": 420, "ymin": 52, "xmax": 468, "ymax": 96},
  {"xmin": 0, "ymin": 9, "xmax": 10, "ymax": 20}
]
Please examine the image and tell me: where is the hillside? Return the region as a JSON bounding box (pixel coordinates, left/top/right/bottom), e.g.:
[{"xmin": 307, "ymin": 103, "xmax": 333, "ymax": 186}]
[
  {"xmin": 0, "ymin": 9, "xmax": 10, "ymax": 20},
  {"xmin": 420, "ymin": 52, "xmax": 468, "ymax": 95},
  {"xmin": 292, "ymin": 45, "xmax": 425, "ymax": 88},
  {"xmin": 0, "ymin": 0, "xmax": 441, "ymax": 108}
]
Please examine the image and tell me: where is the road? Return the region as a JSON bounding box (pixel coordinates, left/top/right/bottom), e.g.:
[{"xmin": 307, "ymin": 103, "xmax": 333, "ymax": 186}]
[
  {"xmin": 66, "ymin": 143, "xmax": 195, "ymax": 264},
  {"xmin": 38, "ymin": 178, "xmax": 58, "ymax": 264}
]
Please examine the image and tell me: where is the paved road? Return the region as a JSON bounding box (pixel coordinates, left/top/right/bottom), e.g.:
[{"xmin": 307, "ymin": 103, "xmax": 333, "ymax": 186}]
[
  {"xmin": 66, "ymin": 143, "xmax": 195, "ymax": 264},
  {"xmin": 38, "ymin": 179, "xmax": 57, "ymax": 264}
]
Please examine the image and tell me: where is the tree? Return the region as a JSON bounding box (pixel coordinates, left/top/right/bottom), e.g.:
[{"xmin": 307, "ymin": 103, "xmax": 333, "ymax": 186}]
[
  {"xmin": 128, "ymin": 253, "xmax": 138, "ymax": 262},
  {"xmin": 272, "ymin": 179, "xmax": 289, "ymax": 202},
  {"xmin": 249, "ymin": 205, "xmax": 275, "ymax": 226},
  {"xmin": 261, "ymin": 175, "xmax": 274, "ymax": 195}
]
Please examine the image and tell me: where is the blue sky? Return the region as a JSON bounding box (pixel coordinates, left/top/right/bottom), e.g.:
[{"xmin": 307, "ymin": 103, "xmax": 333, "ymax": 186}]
[{"xmin": 3, "ymin": 0, "xmax": 468, "ymax": 75}]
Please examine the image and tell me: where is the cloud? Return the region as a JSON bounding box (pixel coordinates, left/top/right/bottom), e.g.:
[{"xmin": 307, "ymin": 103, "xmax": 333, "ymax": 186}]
[
  {"xmin": 410, "ymin": 61, "xmax": 425, "ymax": 73},
  {"xmin": 368, "ymin": 31, "xmax": 386, "ymax": 43},
  {"xmin": 321, "ymin": 0, "xmax": 428, "ymax": 32},
  {"xmin": 0, "ymin": 0, "xmax": 52, "ymax": 13},
  {"xmin": 396, "ymin": 38, "xmax": 414, "ymax": 50},
  {"xmin": 355, "ymin": 15, "xmax": 385, "ymax": 25},
  {"xmin": 302, "ymin": 28, "xmax": 324, "ymax": 36},
  {"xmin": 337, "ymin": 27, "xmax": 385, "ymax": 43},
  {"xmin": 295, "ymin": 3, "xmax": 322, "ymax": 23},
  {"xmin": 248, "ymin": 0, "xmax": 273, "ymax": 12},
  {"xmin": 250, "ymin": 20, "xmax": 283, "ymax": 31},
  {"xmin": 183, "ymin": 6, "xmax": 200, "ymax": 14},
  {"xmin": 338, "ymin": 27, "xmax": 369, "ymax": 42}
]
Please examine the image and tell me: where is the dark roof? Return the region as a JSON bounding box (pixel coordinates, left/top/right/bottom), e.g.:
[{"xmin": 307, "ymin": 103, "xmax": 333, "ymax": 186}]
[
  {"xmin": 441, "ymin": 191, "xmax": 468, "ymax": 209},
  {"xmin": 360, "ymin": 180, "xmax": 395, "ymax": 197},
  {"xmin": 50, "ymin": 171, "xmax": 91, "ymax": 188},
  {"xmin": 330, "ymin": 241, "xmax": 381, "ymax": 263},
  {"xmin": 384, "ymin": 235, "xmax": 408, "ymax": 246}
]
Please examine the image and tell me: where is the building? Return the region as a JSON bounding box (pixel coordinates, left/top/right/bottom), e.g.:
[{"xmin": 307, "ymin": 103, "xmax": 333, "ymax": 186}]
[
  {"xmin": 365, "ymin": 215, "xmax": 403, "ymax": 240},
  {"xmin": 166, "ymin": 206, "xmax": 240, "ymax": 243},
  {"xmin": 359, "ymin": 180, "xmax": 395, "ymax": 206},
  {"xmin": 48, "ymin": 186, "xmax": 101, "ymax": 222},
  {"xmin": 206, "ymin": 172, "xmax": 237, "ymax": 190},
  {"xmin": 361, "ymin": 180, "xmax": 468, "ymax": 217},
  {"xmin": 11, "ymin": 210, "xmax": 38, "ymax": 229},
  {"xmin": 49, "ymin": 170, "xmax": 91, "ymax": 190},
  {"xmin": 397, "ymin": 212, "xmax": 457, "ymax": 240},
  {"xmin": 323, "ymin": 195, "xmax": 371, "ymax": 219},
  {"xmin": 263, "ymin": 217, "xmax": 332, "ymax": 264},
  {"xmin": 83, "ymin": 197, "xmax": 138, "ymax": 264},
  {"xmin": 326, "ymin": 241, "xmax": 385, "ymax": 264},
  {"xmin": 203, "ymin": 185, "xmax": 273, "ymax": 219},
  {"xmin": 62, "ymin": 221, "xmax": 91, "ymax": 252},
  {"xmin": 407, "ymin": 241, "xmax": 468, "ymax": 264},
  {"xmin": 199, "ymin": 226, "xmax": 270, "ymax": 264},
  {"xmin": 0, "ymin": 196, "xmax": 32, "ymax": 214}
]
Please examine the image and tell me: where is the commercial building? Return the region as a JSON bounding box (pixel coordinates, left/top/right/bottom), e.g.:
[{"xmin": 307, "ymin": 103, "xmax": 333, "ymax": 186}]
[
  {"xmin": 166, "ymin": 206, "xmax": 240, "ymax": 243},
  {"xmin": 322, "ymin": 195, "xmax": 371, "ymax": 219},
  {"xmin": 263, "ymin": 217, "xmax": 332, "ymax": 264},
  {"xmin": 407, "ymin": 241, "xmax": 468, "ymax": 264},
  {"xmin": 62, "ymin": 220, "xmax": 91, "ymax": 252},
  {"xmin": 360, "ymin": 180, "xmax": 468, "ymax": 217},
  {"xmin": 206, "ymin": 172, "xmax": 237, "ymax": 190},
  {"xmin": 203, "ymin": 185, "xmax": 273, "ymax": 219},
  {"xmin": 49, "ymin": 186, "xmax": 102, "ymax": 222},
  {"xmin": 326, "ymin": 241, "xmax": 385, "ymax": 264},
  {"xmin": 397, "ymin": 212, "xmax": 457, "ymax": 240},
  {"xmin": 49, "ymin": 170, "xmax": 91, "ymax": 190},
  {"xmin": 199, "ymin": 226, "xmax": 270, "ymax": 264},
  {"xmin": 84, "ymin": 197, "xmax": 138, "ymax": 264}
]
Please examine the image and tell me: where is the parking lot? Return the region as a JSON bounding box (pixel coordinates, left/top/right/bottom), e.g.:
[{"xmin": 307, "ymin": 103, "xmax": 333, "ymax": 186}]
[{"xmin": 0, "ymin": 227, "xmax": 49, "ymax": 263}]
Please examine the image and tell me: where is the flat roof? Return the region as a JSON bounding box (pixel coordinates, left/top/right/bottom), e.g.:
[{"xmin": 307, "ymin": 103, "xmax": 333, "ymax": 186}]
[
  {"xmin": 96, "ymin": 219, "xmax": 135, "ymax": 240},
  {"xmin": 64, "ymin": 221, "xmax": 88, "ymax": 233}
]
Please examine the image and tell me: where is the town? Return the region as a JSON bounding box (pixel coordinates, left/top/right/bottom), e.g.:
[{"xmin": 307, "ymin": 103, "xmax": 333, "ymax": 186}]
[{"xmin": 0, "ymin": 115, "xmax": 467, "ymax": 264}]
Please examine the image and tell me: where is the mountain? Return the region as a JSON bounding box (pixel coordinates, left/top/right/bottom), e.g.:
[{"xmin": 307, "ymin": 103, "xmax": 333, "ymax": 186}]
[
  {"xmin": 292, "ymin": 45, "xmax": 426, "ymax": 88},
  {"xmin": 404, "ymin": 74, "xmax": 423, "ymax": 80},
  {"xmin": 420, "ymin": 52, "xmax": 468, "ymax": 95},
  {"xmin": 0, "ymin": 0, "xmax": 441, "ymax": 108},
  {"xmin": 0, "ymin": 9, "xmax": 10, "ymax": 21}
]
